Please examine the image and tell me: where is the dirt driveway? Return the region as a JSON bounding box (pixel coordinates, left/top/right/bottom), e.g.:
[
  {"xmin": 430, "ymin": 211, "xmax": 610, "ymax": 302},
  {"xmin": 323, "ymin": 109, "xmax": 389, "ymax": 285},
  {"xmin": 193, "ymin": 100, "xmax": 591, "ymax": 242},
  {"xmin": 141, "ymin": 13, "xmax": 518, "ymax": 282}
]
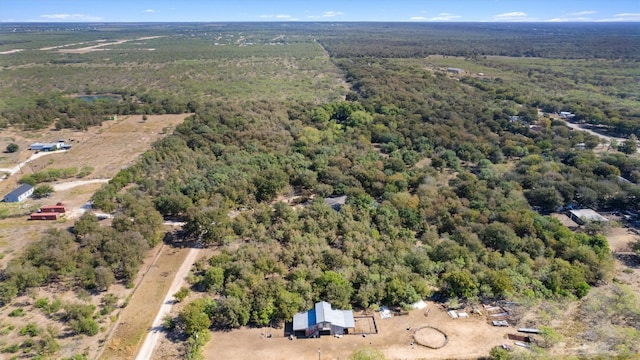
[{"xmin": 201, "ymin": 303, "xmax": 514, "ymax": 360}]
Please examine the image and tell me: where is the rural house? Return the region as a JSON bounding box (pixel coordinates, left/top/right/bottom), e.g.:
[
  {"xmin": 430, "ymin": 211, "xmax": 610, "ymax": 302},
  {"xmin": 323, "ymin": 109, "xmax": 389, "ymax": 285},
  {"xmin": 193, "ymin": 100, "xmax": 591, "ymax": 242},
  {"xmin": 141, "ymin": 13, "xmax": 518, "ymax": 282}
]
[
  {"xmin": 3, "ymin": 184, "xmax": 34, "ymax": 202},
  {"xmin": 292, "ymin": 301, "xmax": 355, "ymax": 338}
]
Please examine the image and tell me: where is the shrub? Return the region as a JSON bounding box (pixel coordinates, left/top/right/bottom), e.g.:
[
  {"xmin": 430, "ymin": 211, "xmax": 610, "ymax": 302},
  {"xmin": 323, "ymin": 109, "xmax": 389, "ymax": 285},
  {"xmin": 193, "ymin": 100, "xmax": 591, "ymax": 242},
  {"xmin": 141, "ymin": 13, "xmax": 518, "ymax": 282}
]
[
  {"xmin": 8, "ymin": 308, "xmax": 25, "ymax": 317},
  {"xmin": 69, "ymin": 317, "xmax": 99, "ymax": 336},
  {"xmin": 63, "ymin": 302, "xmax": 99, "ymax": 336},
  {"xmin": 1, "ymin": 343, "xmax": 19, "ymax": 353},
  {"xmin": 100, "ymin": 294, "xmax": 118, "ymax": 315},
  {"xmin": 174, "ymin": 287, "xmax": 190, "ymax": 302},
  {"xmin": 34, "ymin": 298, "xmax": 49, "ymax": 309},
  {"xmin": 163, "ymin": 315, "xmax": 176, "ymax": 331},
  {"xmin": 34, "ymin": 297, "xmax": 62, "ymax": 316},
  {"xmin": 21, "ymin": 338, "xmax": 34, "ymax": 352},
  {"xmin": 5, "ymin": 143, "xmax": 18, "ymax": 153},
  {"xmin": 19, "ymin": 323, "xmax": 40, "ymax": 337},
  {"xmin": 32, "ymin": 185, "xmax": 54, "ymax": 199}
]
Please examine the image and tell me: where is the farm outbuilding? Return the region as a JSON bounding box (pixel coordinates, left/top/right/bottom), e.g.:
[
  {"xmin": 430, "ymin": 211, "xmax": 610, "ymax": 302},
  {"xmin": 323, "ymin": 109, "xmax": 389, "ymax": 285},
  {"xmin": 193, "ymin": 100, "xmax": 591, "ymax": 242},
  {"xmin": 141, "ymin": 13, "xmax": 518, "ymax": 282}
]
[
  {"xmin": 568, "ymin": 209, "xmax": 608, "ymax": 225},
  {"xmin": 292, "ymin": 301, "xmax": 355, "ymax": 338},
  {"xmin": 39, "ymin": 204, "xmax": 66, "ymax": 213},
  {"xmin": 29, "ymin": 140, "xmax": 71, "ymax": 151},
  {"xmin": 3, "ymin": 184, "xmax": 34, "ymax": 203},
  {"xmin": 30, "ymin": 212, "xmax": 59, "ymax": 221}
]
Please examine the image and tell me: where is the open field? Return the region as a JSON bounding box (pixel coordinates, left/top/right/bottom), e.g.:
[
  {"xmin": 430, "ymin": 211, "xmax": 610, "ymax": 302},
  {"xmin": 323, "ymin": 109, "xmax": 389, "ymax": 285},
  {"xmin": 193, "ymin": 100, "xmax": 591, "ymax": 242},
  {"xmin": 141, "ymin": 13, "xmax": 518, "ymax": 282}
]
[{"xmin": 0, "ymin": 113, "xmax": 187, "ymax": 181}]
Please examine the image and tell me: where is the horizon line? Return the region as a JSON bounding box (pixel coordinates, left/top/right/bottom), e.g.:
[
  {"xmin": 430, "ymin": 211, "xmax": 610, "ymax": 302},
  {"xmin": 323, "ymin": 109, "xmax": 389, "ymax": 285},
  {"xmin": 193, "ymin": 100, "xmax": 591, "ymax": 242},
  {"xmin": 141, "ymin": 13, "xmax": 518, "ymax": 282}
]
[{"xmin": 2, "ymin": 20, "xmax": 640, "ymax": 24}]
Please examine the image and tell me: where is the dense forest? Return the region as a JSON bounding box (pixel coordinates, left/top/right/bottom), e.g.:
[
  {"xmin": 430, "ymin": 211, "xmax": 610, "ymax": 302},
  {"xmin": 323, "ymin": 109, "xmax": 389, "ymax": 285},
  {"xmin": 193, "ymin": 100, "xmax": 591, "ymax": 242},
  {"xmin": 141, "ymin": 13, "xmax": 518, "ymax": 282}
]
[{"xmin": 1, "ymin": 22, "xmax": 639, "ymax": 359}]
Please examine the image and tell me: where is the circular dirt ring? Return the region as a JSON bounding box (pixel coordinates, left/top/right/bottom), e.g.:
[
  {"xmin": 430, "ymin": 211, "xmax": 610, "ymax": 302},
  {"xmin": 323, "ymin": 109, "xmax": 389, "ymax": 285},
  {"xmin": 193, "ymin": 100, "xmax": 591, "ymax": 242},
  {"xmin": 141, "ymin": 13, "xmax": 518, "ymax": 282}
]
[{"xmin": 413, "ymin": 326, "xmax": 448, "ymax": 349}]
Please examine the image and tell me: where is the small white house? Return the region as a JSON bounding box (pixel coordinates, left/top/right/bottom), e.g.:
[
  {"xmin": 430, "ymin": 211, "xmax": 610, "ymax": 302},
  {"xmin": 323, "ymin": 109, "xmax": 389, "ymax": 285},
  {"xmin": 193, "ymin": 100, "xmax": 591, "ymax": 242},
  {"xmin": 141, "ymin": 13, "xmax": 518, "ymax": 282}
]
[
  {"xmin": 559, "ymin": 111, "xmax": 575, "ymax": 119},
  {"xmin": 3, "ymin": 184, "xmax": 34, "ymax": 202}
]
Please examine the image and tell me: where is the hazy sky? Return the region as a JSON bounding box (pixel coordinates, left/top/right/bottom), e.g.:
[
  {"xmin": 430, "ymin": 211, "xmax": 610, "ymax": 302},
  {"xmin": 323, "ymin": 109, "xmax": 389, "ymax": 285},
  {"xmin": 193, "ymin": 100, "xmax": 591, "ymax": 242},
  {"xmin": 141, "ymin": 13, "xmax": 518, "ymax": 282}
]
[{"xmin": 1, "ymin": 0, "xmax": 639, "ymax": 23}]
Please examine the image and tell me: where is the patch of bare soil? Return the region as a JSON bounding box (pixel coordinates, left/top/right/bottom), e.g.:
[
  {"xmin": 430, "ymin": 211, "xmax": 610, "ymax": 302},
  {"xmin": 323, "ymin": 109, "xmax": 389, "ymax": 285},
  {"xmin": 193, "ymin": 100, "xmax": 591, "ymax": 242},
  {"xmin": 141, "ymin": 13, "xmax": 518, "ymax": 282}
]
[
  {"xmin": 199, "ymin": 303, "xmax": 514, "ymax": 360},
  {"xmin": 606, "ymin": 226, "xmax": 638, "ymax": 252},
  {"xmin": 26, "ymin": 114, "xmax": 188, "ymax": 179},
  {"xmin": 55, "ymin": 36, "xmax": 162, "ymax": 54}
]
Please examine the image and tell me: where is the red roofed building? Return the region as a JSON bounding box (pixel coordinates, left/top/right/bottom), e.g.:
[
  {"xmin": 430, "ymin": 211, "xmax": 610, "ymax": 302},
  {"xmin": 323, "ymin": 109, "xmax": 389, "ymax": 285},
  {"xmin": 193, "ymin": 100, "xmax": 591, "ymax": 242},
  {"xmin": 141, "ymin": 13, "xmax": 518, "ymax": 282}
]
[
  {"xmin": 30, "ymin": 212, "xmax": 59, "ymax": 221},
  {"xmin": 39, "ymin": 205, "xmax": 66, "ymax": 213}
]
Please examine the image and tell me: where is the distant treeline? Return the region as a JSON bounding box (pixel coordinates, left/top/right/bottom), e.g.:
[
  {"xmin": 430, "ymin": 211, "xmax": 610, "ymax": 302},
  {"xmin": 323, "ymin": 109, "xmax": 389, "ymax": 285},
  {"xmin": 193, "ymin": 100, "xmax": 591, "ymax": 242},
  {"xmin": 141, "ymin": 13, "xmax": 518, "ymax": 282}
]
[
  {"xmin": 315, "ymin": 23, "xmax": 640, "ymax": 60},
  {"xmin": 0, "ymin": 90, "xmax": 197, "ymax": 130}
]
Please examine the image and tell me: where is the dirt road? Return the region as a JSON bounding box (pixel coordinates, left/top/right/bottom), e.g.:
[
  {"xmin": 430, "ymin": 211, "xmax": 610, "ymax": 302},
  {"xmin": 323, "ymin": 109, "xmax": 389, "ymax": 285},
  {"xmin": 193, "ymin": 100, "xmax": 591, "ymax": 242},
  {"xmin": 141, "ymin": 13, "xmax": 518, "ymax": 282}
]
[
  {"xmin": 52, "ymin": 178, "xmax": 110, "ymax": 191},
  {"xmin": 0, "ymin": 150, "xmax": 67, "ymax": 178},
  {"xmin": 562, "ymin": 120, "xmax": 640, "ymax": 153},
  {"xmin": 135, "ymin": 246, "xmax": 202, "ymax": 360}
]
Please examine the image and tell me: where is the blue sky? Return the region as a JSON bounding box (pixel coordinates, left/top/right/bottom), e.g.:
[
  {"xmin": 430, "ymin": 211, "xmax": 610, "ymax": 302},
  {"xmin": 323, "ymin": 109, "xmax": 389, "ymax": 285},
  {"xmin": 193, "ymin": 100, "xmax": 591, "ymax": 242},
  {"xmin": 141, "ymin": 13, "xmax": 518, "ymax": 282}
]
[{"xmin": 1, "ymin": 0, "xmax": 639, "ymax": 23}]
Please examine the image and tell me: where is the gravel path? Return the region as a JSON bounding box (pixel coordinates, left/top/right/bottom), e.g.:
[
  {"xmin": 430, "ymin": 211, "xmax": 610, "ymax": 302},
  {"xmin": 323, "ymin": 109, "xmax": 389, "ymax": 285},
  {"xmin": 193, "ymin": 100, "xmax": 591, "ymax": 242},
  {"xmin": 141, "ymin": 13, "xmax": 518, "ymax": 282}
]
[
  {"xmin": 52, "ymin": 178, "xmax": 110, "ymax": 191},
  {"xmin": 0, "ymin": 150, "xmax": 68, "ymax": 178}
]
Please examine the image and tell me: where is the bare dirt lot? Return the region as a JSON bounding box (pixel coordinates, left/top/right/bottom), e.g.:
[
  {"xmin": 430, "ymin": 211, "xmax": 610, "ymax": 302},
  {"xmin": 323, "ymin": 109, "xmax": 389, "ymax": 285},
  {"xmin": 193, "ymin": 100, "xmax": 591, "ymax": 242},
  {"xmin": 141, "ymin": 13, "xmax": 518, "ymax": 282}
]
[{"xmin": 201, "ymin": 303, "xmax": 515, "ymax": 360}]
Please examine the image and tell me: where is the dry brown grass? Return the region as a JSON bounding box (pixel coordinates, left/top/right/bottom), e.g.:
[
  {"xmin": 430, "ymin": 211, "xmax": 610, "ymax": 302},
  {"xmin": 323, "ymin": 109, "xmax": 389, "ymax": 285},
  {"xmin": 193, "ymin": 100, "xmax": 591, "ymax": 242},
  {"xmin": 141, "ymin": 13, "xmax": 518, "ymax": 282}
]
[{"xmin": 99, "ymin": 244, "xmax": 191, "ymax": 360}]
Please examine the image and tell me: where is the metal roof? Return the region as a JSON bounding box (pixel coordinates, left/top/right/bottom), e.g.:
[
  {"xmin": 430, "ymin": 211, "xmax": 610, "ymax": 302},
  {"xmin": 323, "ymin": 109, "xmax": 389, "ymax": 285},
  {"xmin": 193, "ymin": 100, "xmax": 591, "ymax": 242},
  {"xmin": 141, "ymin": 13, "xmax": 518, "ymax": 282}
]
[
  {"xmin": 569, "ymin": 209, "xmax": 608, "ymax": 223},
  {"xmin": 292, "ymin": 301, "xmax": 354, "ymax": 331},
  {"xmin": 4, "ymin": 184, "xmax": 33, "ymax": 199}
]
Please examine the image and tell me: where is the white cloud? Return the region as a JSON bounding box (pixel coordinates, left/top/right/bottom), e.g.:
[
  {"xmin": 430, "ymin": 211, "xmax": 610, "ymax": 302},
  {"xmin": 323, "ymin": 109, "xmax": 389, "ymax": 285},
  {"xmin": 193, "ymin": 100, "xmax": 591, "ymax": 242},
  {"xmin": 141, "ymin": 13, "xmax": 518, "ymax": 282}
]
[
  {"xmin": 429, "ymin": 13, "xmax": 462, "ymax": 21},
  {"xmin": 494, "ymin": 12, "xmax": 528, "ymax": 19},
  {"xmin": 322, "ymin": 11, "xmax": 343, "ymax": 17},
  {"xmin": 261, "ymin": 14, "xmax": 292, "ymax": 18},
  {"xmin": 409, "ymin": 16, "xmax": 427, "ymax": 21},
  {"xmin": 144, "ymin": 9, "xmax": 155, "ymax": 13},
  {"xmin": 546, "ymin": 17, "xmax": 592, "ymax": 22},
  {"xmin": 614, "ymin": 13, "xmax": 640, "ymax": 19},
  {"xmin": 567, "ymin": 10, "xmax": 596, "ymax": 16},
  {"xmin": 597, "ymin": 13, "xmax": 640, "ymax": 22},
  {"xmin": 258, "ymin": 14, "xmax": 297, "ymax": 20},
  {"xmin": 492, "ymin": 12, "xmax": 535, "ymax": 21},
  {"xmin": 39, "ymin": 13, "xmax": 103, "ymax": 21},
  {"xmin": 308, "ymin": 11, "xmax": 344, "ymax": 19}
]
